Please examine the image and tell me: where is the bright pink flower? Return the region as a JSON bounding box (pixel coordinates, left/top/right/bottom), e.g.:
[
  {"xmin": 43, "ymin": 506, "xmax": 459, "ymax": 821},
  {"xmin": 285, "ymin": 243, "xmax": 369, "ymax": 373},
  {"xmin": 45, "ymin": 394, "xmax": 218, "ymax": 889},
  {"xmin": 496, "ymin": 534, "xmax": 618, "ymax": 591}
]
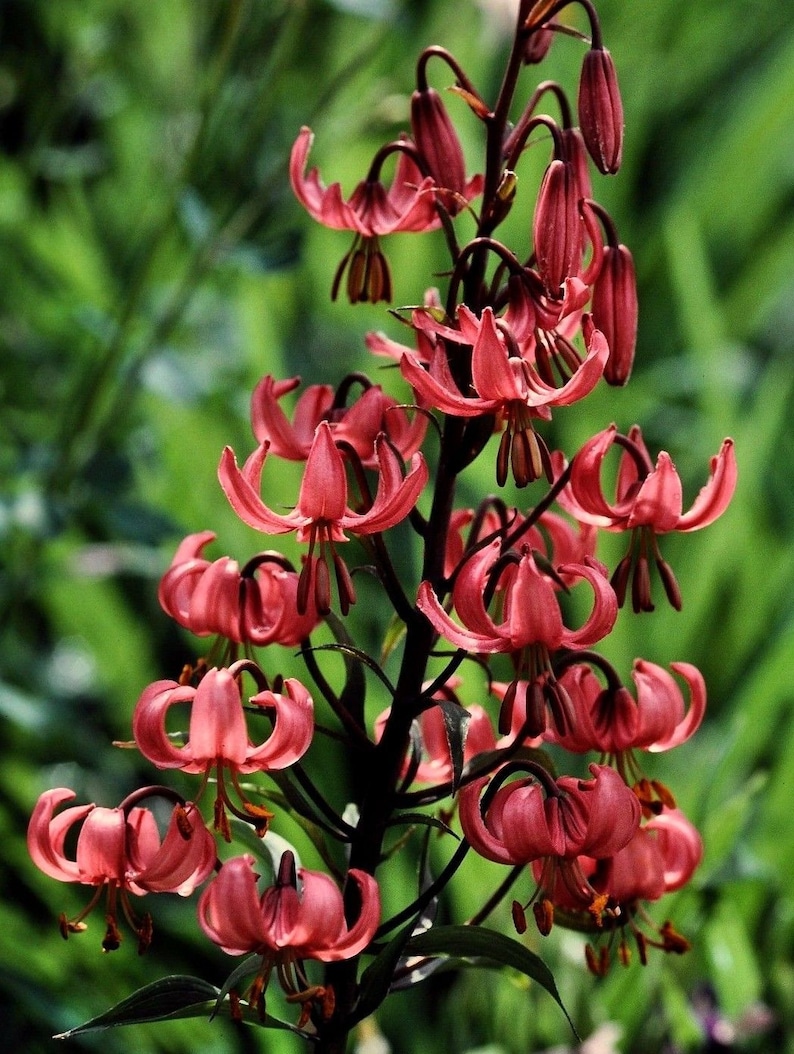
[
  {"xmin": 250, "ymin": 375, "xmax": 427, "ymax": 467},
  {"xmin": 159, "ymin": 532, "xmax": 320, "ymax": 646},
  {"xmin": 219, "ymin": 420, "xmax": 428, "ymax": 614},
  {"xmin": 459, "ymin": 763, "xmax": 640, "ymax": 865},
  {"xmin": 290, "ymin": 126, "xmax": 442, "ymax": 303},
  {"xmin": 418, "ymin": 539, "xmax": 616, "ymax": 655},
  {"xmin": 132, "ymin": 664, "xmax": 314, "ymax": 837},
  {"xmin": 558, "ymin": 424, "xmax": 737, "ymax": 610},
  {"xmin": 199, "ymin": 852, "xmax": 380, "ymax": 963},
  {"xmin": 401, "ymin": 306, "xmax": 608, "ymax": 485},
  {"xmin": 28, "ymin": 789, "xmax": 215, "ymax": 950},
  {"xmin": 589, "ymin": 807, "xmax": 703, "ymax": 905},
  {"xmin": 553, "ymin": 659, "xmax": 706, "ymax": 755},
  {"xmin": 564, "ymin": 424, "xmax": 737, "ymax": 534}
]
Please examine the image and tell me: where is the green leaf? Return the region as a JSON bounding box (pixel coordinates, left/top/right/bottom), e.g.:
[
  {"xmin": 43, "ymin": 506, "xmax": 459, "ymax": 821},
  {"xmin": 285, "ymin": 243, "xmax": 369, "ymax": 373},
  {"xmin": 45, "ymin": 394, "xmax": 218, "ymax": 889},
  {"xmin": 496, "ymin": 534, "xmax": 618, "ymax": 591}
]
[
  {"xmin": 404, "ymin": 926, "xmax": 578, "ymax": 1038},
  {"xmin": 53, "ymin": 976, "xmax": 220, "ymax": 1037},
  {"xmin": 356, "ymin": 914, "xmax": 422, "ymax": 1022}
]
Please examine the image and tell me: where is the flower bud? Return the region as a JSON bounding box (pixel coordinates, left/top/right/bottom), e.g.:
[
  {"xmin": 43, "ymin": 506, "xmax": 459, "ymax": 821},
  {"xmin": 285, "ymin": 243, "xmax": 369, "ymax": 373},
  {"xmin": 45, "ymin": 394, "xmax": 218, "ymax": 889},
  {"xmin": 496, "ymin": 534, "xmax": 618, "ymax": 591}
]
[
  {"xmin": 591, "ymin": 243, "xmax": 637, "ymax": 385},
  {"xmin": 522, "ymin": 26, "xmax": 553, "ymax": 65},
  {"xmin": 532, "ymin": 158, "xmax": 582, "ymax": 296},
  {"xmin": 578, "ymin": 47, "xmax": 624, "ymax": 174},
  {"xmin": 411, "ymin": 87, "xmax": 467, "ymax": 215}
]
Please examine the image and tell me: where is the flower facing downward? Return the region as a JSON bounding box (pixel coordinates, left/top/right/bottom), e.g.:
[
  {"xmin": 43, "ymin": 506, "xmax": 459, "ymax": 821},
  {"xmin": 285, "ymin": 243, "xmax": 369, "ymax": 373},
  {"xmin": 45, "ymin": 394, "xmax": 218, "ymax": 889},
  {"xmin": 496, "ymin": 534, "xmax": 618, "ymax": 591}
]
[
  {"xmin": 28, "ymin": 789, "xmax": 215, "ymax": 951},
  {"xmin": 132, "ymin": 664, "xmax": 314, "ymax": 839},
  {"xmin": 219, "ymin": 420, "xmax": 428, "ymax": 615},
  {"xmin": 198, "ymin": 852, "xmax": 380, "ymax": 1023}
]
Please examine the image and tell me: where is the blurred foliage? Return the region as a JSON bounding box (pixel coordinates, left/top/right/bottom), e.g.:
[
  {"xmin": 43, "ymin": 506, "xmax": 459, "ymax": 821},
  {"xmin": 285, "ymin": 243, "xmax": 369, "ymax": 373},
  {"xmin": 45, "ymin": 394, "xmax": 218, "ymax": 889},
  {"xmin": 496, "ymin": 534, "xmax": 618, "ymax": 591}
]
[{"xmin": 2, "ymin": 0, "xmax": 794, "ymax": 1051}]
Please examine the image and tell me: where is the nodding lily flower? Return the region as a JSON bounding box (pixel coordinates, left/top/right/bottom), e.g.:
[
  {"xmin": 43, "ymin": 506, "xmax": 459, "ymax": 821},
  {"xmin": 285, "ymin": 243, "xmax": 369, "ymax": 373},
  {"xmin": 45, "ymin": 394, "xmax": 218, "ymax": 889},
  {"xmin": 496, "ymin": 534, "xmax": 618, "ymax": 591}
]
[
  {"xmin": 418, "ymin": 538, "xmax": 617, "ymax": 737},
  {"xmin": 535, "ymin": 806, "xmax": 702, "ymax": 972},
  {"xmin": 460, "ymin": 763, "xmax": 640, "ymax": 866},
  {"xmin": 558, "ymin": 424, "xmax": 737, "ymax": 611},
  {"xmin": 159, "ymin": 532, "xmax": 320, "ymax": 647},
  {"xmin": 198, "ymin": 852, "xmax": 380, "ymax": 1024},
  {"xmin": 27, "ymin": 789, "xmax": 215, "ymax": 952},
  {"xmin": 219, "ymin": 420, "xmax": 428, "ymax": 615},
  {"xmin": 290, "ymin": 126, "xmax": 441, "ymax": 303},
  {"xmin": 552, "ymin": 660, "xmax": 706, "ymax": 757},
  {"xmin": 132, "ymin": 664, "xmax": 314, "ymax": 840},
  {"xmin": 400, "ymin": 306, "xmax": 608, "ymax": 486},
  {"xmin": 250, "ymin": 375, "xmax": 427, "ymax": 468}
]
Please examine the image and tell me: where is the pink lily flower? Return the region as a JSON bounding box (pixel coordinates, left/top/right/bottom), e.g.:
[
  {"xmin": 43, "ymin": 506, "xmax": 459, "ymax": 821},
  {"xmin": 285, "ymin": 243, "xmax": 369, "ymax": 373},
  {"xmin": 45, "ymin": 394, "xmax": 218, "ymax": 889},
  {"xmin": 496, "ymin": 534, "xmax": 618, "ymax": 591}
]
[
  {"xmin": 417, "ymin": 539, "xmax": 617, "ymax": 656},
  {"xmin": 250, "ymin": 375, "xmax": 427, "ymax": 467},
  {"xmin": 558, "ymin": 424, "xmax": 737, "ymax": 610},
  {"xmin": 132, "ymin": 664, "xmax": 314, "ymax": 838},
  {"xmin": 199, "ymin": 852, "xmax": 380, "ymax": 961},
  {"xmin": 459, "ymin": 763, "xmax": 640, "ymax": 866},
  {"xmin": 28, "ymin": 789, "xmax": 215, "ymax": 951},
  {"xmin": 401, "ymin": 306, "xmax": 608, "ymax": 485},
  {"xmin": 565, "ymin": 424, "xmax": 737, "ymax": 533},
  {"xmin": 219, "ymin": 420, "xmax": 428, "ymax": 614},
  {"xmin": 159, "ymin": 531, "xmax": 320, "ymax": 646},
  {"xmin": 290, "ymin": 126, "xmax": 441, "ymax": 303},
  {"xmin": 552, "ymin": 659, "xmax": 706, "ymax": 756}
]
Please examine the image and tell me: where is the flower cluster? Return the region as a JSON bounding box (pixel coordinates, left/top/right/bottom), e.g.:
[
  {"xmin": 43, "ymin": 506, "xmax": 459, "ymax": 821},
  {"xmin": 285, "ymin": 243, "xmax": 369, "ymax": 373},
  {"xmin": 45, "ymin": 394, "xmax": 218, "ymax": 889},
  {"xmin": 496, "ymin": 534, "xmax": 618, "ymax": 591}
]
[{"xmin": 28, "ymin": 0, "xmax": 736, "ymax": 1046}]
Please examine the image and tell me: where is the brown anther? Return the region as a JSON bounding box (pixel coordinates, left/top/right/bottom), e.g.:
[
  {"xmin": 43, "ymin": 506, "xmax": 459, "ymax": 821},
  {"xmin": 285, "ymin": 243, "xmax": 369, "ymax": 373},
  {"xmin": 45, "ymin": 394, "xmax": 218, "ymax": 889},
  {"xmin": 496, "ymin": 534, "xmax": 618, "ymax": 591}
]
[
  {"xmin": 322, "ymin": 984, "xmax": 336, "ymax": 1021},
  {"xmin": 178, "ymin": 663, "xmax": 193, "ymax": 686},
  {"xmin": 585, "ymin": 942, "xmax": 601, "ymax": 976},
  {"xmin": 102, "ymin": 915, "xmax": 123, "ymax": 953},
  {"xmin": 632, "ymin": 553, "xmax": 654, "ymax": 613},
  {"xmin": 618, "ymin": 938, "xmax": 631, "ymax": 967},
  {"xmin": 175, "ymin": 804, "xmax": 193, "ymax": 839},
  {"xmin": 656, "ymin": 554, "xmax": 682, "ymax": 611},
  {"xmin": 249, "ymin": 973, "xmax": 267, "ymax": 1020},
  {"xmin": 651, "ymin": 780, "xmax": 676, "ymax": 809},
  {"xmin": 610, "ymin": 552, "xmax": 633, "ymax": 608},
  {"xmin": 635, "ymin": 929, "xmax": 649, "ymax": 966},
  {"xmin": 229, "ymin": 990, "xmax": 243, "ymax": 1022},
  {"xmin": 532, "ymin": 897, "xmax": 554, "ymax": 936},
  {"xmin": 659, "ymin": 920, "xmax": 691, "ymax": 955},
  {"xmin": 512, "ymin": 900, "xmax": 528, "ymax": 934}
]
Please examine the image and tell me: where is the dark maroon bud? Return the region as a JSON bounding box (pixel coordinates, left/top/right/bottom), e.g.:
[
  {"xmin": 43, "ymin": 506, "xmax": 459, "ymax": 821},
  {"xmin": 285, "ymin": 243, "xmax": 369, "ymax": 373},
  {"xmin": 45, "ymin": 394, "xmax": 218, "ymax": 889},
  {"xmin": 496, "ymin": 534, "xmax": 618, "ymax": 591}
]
[
  {"xmin": 561, "ymin": 125, "xmax": 593, "ymax": 204},
  {"xmin": 523, "ymin": 26, "xmax": 554, "ymax": 65},
  {"xmin": 411, "ymin": 87, "xmax": 467, "ymax": 215},
  {"xmin": 591, "ymin": 243, "xmax": 637, "ymax": 386},
  {"xmin": 578, "ymin": 47, "xmax": 624, "ymax": 175},
  {"xmin": 533, "ymin": 158, "xmax": 582, "ymax": 296}
]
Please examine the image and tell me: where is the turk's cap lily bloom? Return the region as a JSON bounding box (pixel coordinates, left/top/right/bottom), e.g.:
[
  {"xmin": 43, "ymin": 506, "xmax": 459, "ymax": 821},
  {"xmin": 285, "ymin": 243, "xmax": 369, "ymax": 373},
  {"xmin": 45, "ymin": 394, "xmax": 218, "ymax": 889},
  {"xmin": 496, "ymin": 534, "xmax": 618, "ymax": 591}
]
[
  {"xmin": 290, "ymin": 126, "xmax": 441, "ymax": 237},
  {"xmin": 552, "ymin": 659, "xmax": 706, "ymax": 755},
  {"xmin": 459, "ymin": 763, "xmax": 641, "ymax": 865},
  {"xmin": 133, "ymin": 665, "xmax": 314, "ymax": 777},
  {"xmin": 28, "ymin": 789, "xmax": 216, "ymax": 950},
  {"xmin": 417, "ymin": 538, "xmax": 617, "ymax": 655},
  {"xmin": 561, "ymin": 424, "xmax": 737, "ymax": 533},
  {"xmin": 159, "ymin": 532, "xmax": 320, "ymax": 646},
  {"xmin": 219, "ymin": 421, "xmax": 428, "ymax": 544},
  {"xmin": 400, "ymin": 306, "xmax": 608, "ymax": 420},
  {"xmin": 198, "ymin": 852, "xmax": 380, "ymax": 962},
  {"xmin": 250, "ymin": 374, "xmax": 427, "ymax": 467}
]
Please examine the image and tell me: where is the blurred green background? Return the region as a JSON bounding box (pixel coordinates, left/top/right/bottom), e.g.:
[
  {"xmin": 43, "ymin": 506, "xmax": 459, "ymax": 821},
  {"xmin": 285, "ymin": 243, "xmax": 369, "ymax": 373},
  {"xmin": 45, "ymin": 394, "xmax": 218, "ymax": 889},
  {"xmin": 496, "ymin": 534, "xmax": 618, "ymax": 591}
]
[{"xmin": 2, "ymin": 0, "xmax": 794, "ymax": 1051}]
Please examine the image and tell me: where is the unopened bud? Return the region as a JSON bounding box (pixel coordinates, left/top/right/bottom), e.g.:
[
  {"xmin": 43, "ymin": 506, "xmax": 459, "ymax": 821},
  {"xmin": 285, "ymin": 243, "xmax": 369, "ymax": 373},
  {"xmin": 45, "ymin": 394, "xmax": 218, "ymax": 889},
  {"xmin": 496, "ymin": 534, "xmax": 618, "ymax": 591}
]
[
  {"xmin": 578, "ymin": 47, "xmax": 624, "ymax": 174},
  {"xmin": 592, "ymin": 243, "xmax": 637, "ymax": 386},
  {"xmin": 533, "ymin": 158, "xmax": 582, "ymax": 296},
  {"xmin": 411, "ymin": 87, "xmax": 467, "ymax": 215},
  {"xmin": 523, "ymin": 26, "xmax": 554, "ymax": 65}
]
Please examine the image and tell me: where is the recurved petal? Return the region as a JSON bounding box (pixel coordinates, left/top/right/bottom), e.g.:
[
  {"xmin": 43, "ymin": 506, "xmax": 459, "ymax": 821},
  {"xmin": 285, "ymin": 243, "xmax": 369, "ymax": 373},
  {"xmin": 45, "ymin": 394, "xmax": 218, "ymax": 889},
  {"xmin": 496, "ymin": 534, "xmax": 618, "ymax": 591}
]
[
  {"xmin": 198, "ymin": 855, "xmax": 267, "ymax": 955},
  {"xmin": 289, "ymin": 127, "xmax": 364, "ymax": 232},
  {"xmin": 556, "ymin": 558, "xmax": 618, "ymax": 648},
  {"xmin": 131, "ymin": 803, "xmax": 216, "ymax": 895},
  {"xmin": 219, "ymin": 443, "xmax": 302, "ymax": 535},
  {"xmin": 243, "ymin": 678, "xmax": 315, "ymax": 772},
  {"xmin": 458, "ymin": 778, "xmax": 518, "ymax": 864},
  {"xmin": 133, "ymin": 679, "xmax": 197, "ymax": 769},
  {"xmin": 314, "ymin": 869, "xmax": 381, "ymax": 961},
  {"xmin": 27, "ymin": 788, "xmax": 92, "ymax": 882},
  {"xmin": 350, "ymin": 440, "xmax": 428, "ymax": 535},
  {"xmin": 645, "ymin": 661, "xmax": 706, "ymax": 752},
  {"xmin": 75, "ymin": 807, "xmax": 127, "ymax": 884},
  {"xmin": 676, "ymin": 438, "xmax": 737, "ymax": 532}
]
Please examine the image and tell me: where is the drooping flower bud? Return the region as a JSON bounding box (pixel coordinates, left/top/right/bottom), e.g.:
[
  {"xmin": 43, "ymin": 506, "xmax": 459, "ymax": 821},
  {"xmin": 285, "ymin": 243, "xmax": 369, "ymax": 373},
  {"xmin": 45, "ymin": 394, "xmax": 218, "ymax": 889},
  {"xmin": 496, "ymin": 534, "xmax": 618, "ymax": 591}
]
[
  {"xmin": 411, "ymin": 87, "xmax": 467, "ymax": 215},
  {"xmin": 591, "ymin": 243, "xmax": 637, "ymax": 385},
  {"xmin": 578, "ymin": 47, "xmax": 624, "ymax": 175},
  {"xmin": 522, "ymin": 25, "xmax": 554, "ymax": 65},
  {"xmin": 533, "ymin": 158, "xmax": 582, "ymax": 296}
]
